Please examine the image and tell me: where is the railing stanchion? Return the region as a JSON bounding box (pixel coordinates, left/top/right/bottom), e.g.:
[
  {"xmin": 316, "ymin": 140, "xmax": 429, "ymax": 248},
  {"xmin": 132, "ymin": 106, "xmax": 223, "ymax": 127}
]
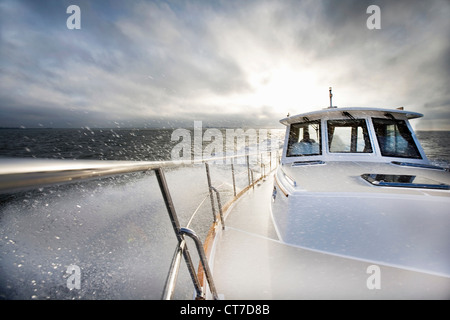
[
  {"xmin": 154, "ymin": 167, "xmax": 204, "ymax": 299},
  {"xmin": 270, "ymin": 151, "xmax": 272, "ymax": 172},
  {"xmin": 246, "ymin": 155, "xmax": 251, "ymax": 186},
  {"xmin": 231, "ymin": 162, "xmax": 237, "ymax": 197},
  {"xmin": 205, "ymin": 163, "xmax": 217, "ymax": 223},
  {"xmin": 261, "ymin": 153, "xmax": 263, "ymax": 178},
  {"xmin": 210, "ymin": 187, "xmax": 225, "ymax": 230}
]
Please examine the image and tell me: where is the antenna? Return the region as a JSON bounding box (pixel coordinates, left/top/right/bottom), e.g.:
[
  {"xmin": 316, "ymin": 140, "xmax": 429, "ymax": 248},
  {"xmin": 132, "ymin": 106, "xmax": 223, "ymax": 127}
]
[{"xmin": 329, "ymin": 87, "xmax": 333, "ymax": 108}]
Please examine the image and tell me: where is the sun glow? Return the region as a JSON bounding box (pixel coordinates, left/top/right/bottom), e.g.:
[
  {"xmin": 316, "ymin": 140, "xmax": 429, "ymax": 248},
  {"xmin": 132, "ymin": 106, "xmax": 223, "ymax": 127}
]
[{"xmin": 246, "ymin": 66, "xmax": 325, "ymax": 115}]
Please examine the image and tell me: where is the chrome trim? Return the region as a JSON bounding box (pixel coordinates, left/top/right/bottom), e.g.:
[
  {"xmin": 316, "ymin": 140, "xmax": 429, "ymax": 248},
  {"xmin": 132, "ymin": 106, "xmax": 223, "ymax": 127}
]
[
  {"xmin": 361, "ymin": 173, "xmax": 450, "ymax": 190},
  {"xmin": 274, "ymin": 174, "xmax": 289, "ymax": 197},
  {"xmin": 391, "ymin": 161, "xmax": 446, "ymax": 171},
  {"xmin": 280, "ymin": 167, "xmax": 296, "ymax": 187},
  {"xmin": 292, "ymin": 160, "xmax": 326, "ymax": 167}
]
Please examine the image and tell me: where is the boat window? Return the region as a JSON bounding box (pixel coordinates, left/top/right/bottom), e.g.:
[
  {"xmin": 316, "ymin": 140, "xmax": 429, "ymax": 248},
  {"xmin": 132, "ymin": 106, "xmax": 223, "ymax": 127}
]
[
  {"xmin": 327, "ymin": 119, "xmax": 373, "ymax": 153},
  {"xmin": 372, "ymin": 118, "xmax": 422, "ymax": 159},
  {"xmin": 287, "ymin": 121, "xmax": 321, "ymax": 157}
]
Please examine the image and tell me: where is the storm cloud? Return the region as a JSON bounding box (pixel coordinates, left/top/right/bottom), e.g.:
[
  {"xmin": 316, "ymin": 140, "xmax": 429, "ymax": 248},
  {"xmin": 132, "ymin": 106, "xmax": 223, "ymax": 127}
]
[{"xmin": 0, "ymin": 0, "xmax": 449, "ymax": 129}]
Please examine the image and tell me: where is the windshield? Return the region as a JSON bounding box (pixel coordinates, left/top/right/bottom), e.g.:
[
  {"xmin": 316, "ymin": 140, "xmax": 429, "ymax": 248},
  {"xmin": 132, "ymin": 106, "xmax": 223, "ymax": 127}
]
[
  {"xmin": 372, "ymin": 118, "xmax": 422, "ymax": 159},
  {"xmin": 327, "ymin": 119, "xmax": 373, "ymax": 153},
  {"xmin": 287, "ymin": 120, "xmax": 321, "ymax": 157}
]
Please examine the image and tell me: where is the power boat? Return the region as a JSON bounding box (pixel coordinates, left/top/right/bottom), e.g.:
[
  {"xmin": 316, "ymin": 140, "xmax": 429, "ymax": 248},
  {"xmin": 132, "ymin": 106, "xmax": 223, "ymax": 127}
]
[
  {"xmin": 1, "ymin": 97, "xmax": 449, "ymax": 301},
  {"xmin": 207, "ymin": 104, "xmax": 450, "ymax": 299}
]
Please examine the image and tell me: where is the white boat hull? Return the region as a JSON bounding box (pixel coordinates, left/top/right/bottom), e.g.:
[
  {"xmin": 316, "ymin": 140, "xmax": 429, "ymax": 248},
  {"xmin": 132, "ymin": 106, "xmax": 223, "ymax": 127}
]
[{"xmin": 210, "ymin": 173, "xmax": 450, "ymax": 299}]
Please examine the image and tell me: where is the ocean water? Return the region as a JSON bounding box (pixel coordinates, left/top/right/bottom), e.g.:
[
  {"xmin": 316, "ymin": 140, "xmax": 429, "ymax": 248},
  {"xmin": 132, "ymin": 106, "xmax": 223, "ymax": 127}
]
[
  {"xmin": 415, "ymin": 131, "xmax": 450, "ymax": 169},
  {"xmin": 0, "ymin": 128, "xmax": 448, "ymax": 165},
  {"xmin": 0, "ymin": 127, "xmax": 283, "ymax": 300},
  {"xmin": 0, "ymin": 128, "xmax": 178, "ymax": 161},
  {"xmin": 0, "ymin": 128, "xmax": 448, "ymax": 300}
]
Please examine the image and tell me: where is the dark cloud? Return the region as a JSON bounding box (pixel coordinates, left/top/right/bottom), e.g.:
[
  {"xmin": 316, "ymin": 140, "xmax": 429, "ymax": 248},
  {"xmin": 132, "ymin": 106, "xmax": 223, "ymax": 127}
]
[{"xmin": 0, "ymin": 0, "xmax": 449, "ymax": 129}]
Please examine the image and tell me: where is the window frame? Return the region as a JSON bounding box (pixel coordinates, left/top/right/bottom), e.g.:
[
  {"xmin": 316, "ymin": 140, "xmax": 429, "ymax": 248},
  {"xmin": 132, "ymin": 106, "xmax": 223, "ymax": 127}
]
[
  {"xmin": 371, "ymin": 117, "xmax": 422, "ymax": 159},
  {"xmin": 286, "ymin": 120, "xmax": 322, "ymax": 157},
  {"xmin": 326, "ymin": 119, "xmax": 373, "ymax": 154}
]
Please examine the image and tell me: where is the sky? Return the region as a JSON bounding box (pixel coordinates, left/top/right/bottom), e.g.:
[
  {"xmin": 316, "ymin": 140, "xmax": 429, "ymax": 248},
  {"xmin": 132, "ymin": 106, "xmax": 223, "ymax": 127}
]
[{"xmin": 0, "ymin": 0, "xmax": 449, "ymax": 130}]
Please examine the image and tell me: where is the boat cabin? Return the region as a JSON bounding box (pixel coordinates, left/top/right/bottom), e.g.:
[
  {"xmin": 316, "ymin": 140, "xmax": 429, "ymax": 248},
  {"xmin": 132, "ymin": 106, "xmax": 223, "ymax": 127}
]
[
  {"xmin": 270, "ymin": 106, "xmax": 450, "ymax": 287},
  {"xmin": 280, "ymin": 107, "xmax": 428, "ymax": 165}
]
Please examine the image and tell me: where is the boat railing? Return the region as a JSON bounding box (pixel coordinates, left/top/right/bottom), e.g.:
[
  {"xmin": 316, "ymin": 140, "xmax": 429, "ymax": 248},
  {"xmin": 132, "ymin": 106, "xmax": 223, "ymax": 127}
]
[
  {"xmin": 0, "ymin": 151, "xmax": 280, "ymax": 300},
  {"xmin": 159, "ymin": 153, "xmax": 279, "ymax": 300}
]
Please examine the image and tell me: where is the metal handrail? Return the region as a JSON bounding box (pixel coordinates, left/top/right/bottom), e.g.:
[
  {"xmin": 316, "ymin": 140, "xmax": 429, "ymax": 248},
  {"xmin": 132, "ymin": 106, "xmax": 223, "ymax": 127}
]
[
  {"xmin": 159, "ymin": 153, "xmax": 278, "ymax": 299},
  {"xmin": 0, "ymin": 150, "xmax": 280, "ymax": 300},
  {"xmin": 161, "ymin": 240, "xmax": 186, "ymax": 300},
  {"xmin": 0, "ymin": 153, "xmax": 264, "ymax": 194},
  {"xmin": 180, "ymin": 227, "xmax": 219, "ymax": 300}
]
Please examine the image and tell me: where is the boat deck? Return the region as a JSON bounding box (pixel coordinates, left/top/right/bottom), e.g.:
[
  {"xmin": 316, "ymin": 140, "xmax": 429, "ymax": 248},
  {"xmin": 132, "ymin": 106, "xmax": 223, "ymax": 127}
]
[{"xmin": 210, "ymin": 174, "xmax": 450, "ymax": 299}]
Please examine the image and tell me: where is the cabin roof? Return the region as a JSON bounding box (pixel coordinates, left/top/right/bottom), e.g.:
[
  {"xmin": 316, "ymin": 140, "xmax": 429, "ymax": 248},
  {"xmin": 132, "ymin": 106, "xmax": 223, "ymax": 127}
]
[{"xmin": 280, "ymin": 107, "xmax": 423, "ymax": 126}]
